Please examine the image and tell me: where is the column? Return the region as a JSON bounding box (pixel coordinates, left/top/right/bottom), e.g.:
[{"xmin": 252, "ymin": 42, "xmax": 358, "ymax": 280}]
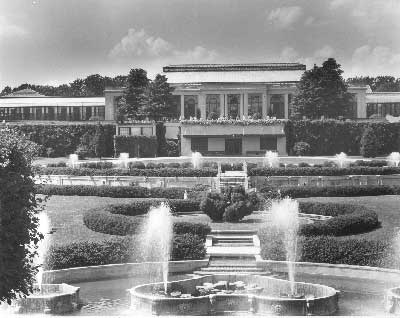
[
  {"xmin": 284, "ymin": 93, "xmax": 289, "ymax": 119},
  {"xmin": 262, "ymin": 93, "xmax": 267, "ymax": 118},
  {"xmin": 180, "ymin": 95, "xmax": 184, "ymax": 119},
  {"xmin": 198, "ymin": 93, "xmax": 206, "ymax": 119},
  {"xmin": 243, "ymin": 93, "xmax": 249, "ymax": 118},
  {"xmin": 239, "ymin": 93, "xmax": 244, "ymax": 119},
  {"xmin": 219, "ymin": 94, "xmax": 225, "ymax": 117}
]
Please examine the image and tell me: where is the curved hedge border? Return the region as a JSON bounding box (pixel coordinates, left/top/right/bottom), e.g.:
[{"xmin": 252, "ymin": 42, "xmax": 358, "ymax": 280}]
[
  {"xmin": 261, "ymin": 185, "xmax": 400, "ymax": 198},
  {"xmin": 298, "ymin": 202, "xmax": 379, "ymax": 236},
  {"xmin": 35, "ymin": 185, "xmax": 189, "ymax": 199},
  {"xmin": 45, "ymin": 234, "xmax": 207, "ymax": 270},
  {"xmin": 83, "ymin": 201, "xmax": 206, "ymax": 236}
]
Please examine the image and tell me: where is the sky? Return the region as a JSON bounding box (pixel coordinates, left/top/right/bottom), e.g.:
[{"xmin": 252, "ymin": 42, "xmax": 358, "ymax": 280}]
[{"xmin": 1, "ymin": 0, "xmax": 400, "ymax": 88}]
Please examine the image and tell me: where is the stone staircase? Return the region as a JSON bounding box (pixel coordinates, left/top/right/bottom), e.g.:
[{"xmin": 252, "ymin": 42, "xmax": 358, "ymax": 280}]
[
  {"xmin": 218, "ymin": 170, "xmax": 248, "ymax": 192},
  {"xmin": 194, "ymin": 230, "xmax": 271, "ymax": 276}
]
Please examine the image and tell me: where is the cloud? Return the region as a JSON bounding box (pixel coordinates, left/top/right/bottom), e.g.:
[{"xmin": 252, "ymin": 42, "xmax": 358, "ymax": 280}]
[
  {"xmin": 109, "ymin": 28, "xmax": 218, "ymax": 63},
  {"xmin": 0, "ymin": 16, "xmax": 28, "ymax": 38},
  {"xmin": 267, "ymin": 6, "xmax": 303, "ymax": 29},
  {"xmin": 347, "ymin": 45, "xmax": 400, "ymax": 76}
]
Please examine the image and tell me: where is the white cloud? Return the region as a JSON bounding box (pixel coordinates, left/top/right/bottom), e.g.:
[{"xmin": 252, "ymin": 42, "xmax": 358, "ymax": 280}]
[
  {"xmin": 267, "ymin": 6, "xmax": 303, "ymax": 29},
  {"xmin": 347, "ymin": 45, "xmax": 400, "ymax": 76},
  {"xmin": 304, "ymin": 16, "xmax": 315, "ymax": 26},
  {"xmin": 109, "ymin": 28, "xmax": 218, "ymax": 63},
  {"xmin": 0, "ymin": 16, "xmax": 27, "ymax": 38},
  {"xmin": 278, "ymin": 45, "xmax": 335, "ymax": 68},
  {"xmin": 279, "ymin": 47, "xmax": 300, "ymax": 62}
]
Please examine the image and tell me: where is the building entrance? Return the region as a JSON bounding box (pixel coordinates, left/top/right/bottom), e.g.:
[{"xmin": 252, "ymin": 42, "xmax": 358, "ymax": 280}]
[{"xmin": 225, "ymin": 138, "xmax": 242, "ymax": 155}]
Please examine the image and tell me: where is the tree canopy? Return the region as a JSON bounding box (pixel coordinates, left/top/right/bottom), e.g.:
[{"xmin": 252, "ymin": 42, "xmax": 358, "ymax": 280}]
[
  {"xmin": 291, "ymin": 58, "xmax": 353, "ymax": 119},
  {"xmin": 346, "ymin": 76, "xmax": 400, "ymax": 92}
]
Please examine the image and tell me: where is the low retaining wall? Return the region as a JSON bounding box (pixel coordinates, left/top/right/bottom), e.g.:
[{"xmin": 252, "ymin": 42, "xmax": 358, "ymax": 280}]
[
  {"xmin": 34, "ymin": 175, "xmax": 217, "ymax": 188},
  {"xmin": 35, "ymin": 174, "xmax": 400, "ymax": 188},
  {"xmin": 42, "ymin": 259, "xmax": 209, "ymax": 284},
  {"xmin": 257, "ymin": 259, "xmax": 400, "ymax": 294}
]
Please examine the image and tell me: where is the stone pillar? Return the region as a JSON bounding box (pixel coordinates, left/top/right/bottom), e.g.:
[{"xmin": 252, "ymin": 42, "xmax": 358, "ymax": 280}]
[
  {"xmin": 356, "ymin": 92, "xmax": 367, "ymax": 119},
  {"xmin": 180, "ymin": 95, "xmax": 185, "ymax": 119},
  {"xmin": 262, "ymin": 93, "xmax": 267, "ymax": 118},
  {"xmin": 243, "ymin": 93, "xmax": 249, "ymax": 118},
  {"xmin": 219, "ymin": 94, "xmax": 225, "ymax": 117},
  {"xmin": 199, "ymin": 93, "xmax": 206, "ymax": 119},
  {"xmin": 239, "ymin": 93, "xmax": 244, "ymax": 118},
  {"xmin": 284, "ymin": 93, "xmax": 289, "ymax": 119}
]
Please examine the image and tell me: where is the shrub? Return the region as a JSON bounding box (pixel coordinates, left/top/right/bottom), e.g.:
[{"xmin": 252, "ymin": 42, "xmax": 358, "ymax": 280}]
[
  {"xmin": 156, "ymin": 163, "xmax": 166, "ymax": 169},
  {"xmin": 200, "ymin": 192, "xmax": 227, "ymax": 222},
  {"xmin": 173, "ymin": 222, "xmax": 211, "ymax": 240},
  {"xmin": 298, "ymin": 162, "xmax": 311, "ymax": 167},
  {"xmin": 171, "ymin": 234, "xmax": 206, "ymax": 260},
  {"xmin": 108, "ymin": 200, "xmax": 200, "ymax": 216},
  {"xmin": 181, "ymin": 162, "xmax": 193, "ymax": 168},
  {"xmin": 114, "ymin": 135, "xmax": 158, "ymax": 158},
  {"xmin": 166, "ymin": 140, "xmax": 179, "ymax": 157},
  {"xmin": 293, "ymin": 141, "xmax": 311, "ymax": 156},
  {"xmin": 166, "ymin": 162, "xmax": 181, "ymax": 169},
  {"xmin": 223, "ymin": 201, "xmax": 254, "ymax": 222},
  {"xmin": 350, "ymin": 160, "xmax": 388, "ymax": 167},
  {"xmin": 80, "ymin": 161, "xmax": 113, "ymax": 169},
  {"xmin": 207, "ymin": 112, "xmax": 219, "ymax": 120},
  {"xmin": 35, "ymin": 184, "xmax": 189, "ymax": 198},
  {"xmin": 360, "ymin": 125, "xmax": 380, "ymax": 158},
  {"xmin": 47, "ymin": 161, "xmax": 67, "ymax": 167},
  {"xmin": 128, "ymin": 161, "xmax": 146, "ymax": 169},
  {"xmin": 145, "ymin": 162, "xmax": 157, "ymax": 169}
]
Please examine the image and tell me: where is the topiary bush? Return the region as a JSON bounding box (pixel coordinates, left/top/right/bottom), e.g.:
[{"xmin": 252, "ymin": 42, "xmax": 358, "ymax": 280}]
[
  {"xmin": 173, "ymin": 222, "xmax": 211, "ymax": 241},
  {"xmin": 171, "ymin": 234, "xmax": 206, "ymax": 260},
  {"xmin": 128, "ymin": 161, "xmax": 146, "ymax": 169},
  {"xmin": 360, "ymin": 125, "xmax": 379, "ymax": 158},
  {"xmin": 200, "ymin": 192, "xmax": 227, "ymax": 222},
  {"xmin": 293, "ymin": 141, "xmax": 311, "ymax": 156}
]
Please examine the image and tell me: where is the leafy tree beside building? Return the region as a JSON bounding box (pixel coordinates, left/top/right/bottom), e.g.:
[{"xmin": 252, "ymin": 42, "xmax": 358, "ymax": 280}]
[
  {"xmin": 123, "ymin": 68, "xmax": 149, "ymax": 120},
  {"xmin": 291, "ymin": 58, "xmax": 353, "ymax": 119}
]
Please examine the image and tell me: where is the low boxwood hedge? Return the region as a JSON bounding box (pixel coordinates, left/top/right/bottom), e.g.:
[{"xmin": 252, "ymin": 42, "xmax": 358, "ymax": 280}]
[
  {"xmin": 35, "ymin": 185, "xmax": 189, "ymax": 199},
  {"xmin": 34, "ymin": 166, "xmax": 217, "ymax": 177},
  {"xmin": 249, "ymin": 166, "xmax": 400, "ymax": 176},
  {"xmin": 261, "ymin": 185, "xmax": 400, "ymax": 198},
  {"xmin": 173, "ymin": 222, "xmax": 211, "ymax": 240},
  {"xmin": 108, "ymin": 200, "xmax": 200, "ymax": 216},
  {"xmin": 45, "ymin": 234, "xmax": 206, "ymax": 270}
]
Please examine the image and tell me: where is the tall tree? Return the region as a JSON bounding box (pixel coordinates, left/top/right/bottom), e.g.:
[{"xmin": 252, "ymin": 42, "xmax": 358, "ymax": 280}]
[
  {"xmin": 291, "ymin": 58, "xmax": 352, "ymax": 119},
  {"xmin": 0, "ymin": 86, "xmax": 12, "ymax": 96},
  {"xmin": 143, "ymin": 74, "xmax": 175, "ymax": 120},
  {"xmin": 70, "ymin": 78, "xmax": 86, "ymax": 96},
  {"xmin": 84, "ymin": 74, "xmax": 105, "ymax": 96},
  {"xmin": 93, "ymin": 124, "xmax": 106, "ymax": 159},
  {"xmin": 123, "ymin": 69, "xmax": 149, "ymax": 120}
]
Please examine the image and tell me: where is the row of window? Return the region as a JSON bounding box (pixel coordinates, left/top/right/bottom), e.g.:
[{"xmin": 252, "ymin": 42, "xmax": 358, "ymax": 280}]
[
  {"xmin": 0, "ymin": 106, "xmax": 105, "ymax": 121},
  {"xmin": 190, "ymin": 136, "xmax": 277, "ymax": 155},
  {"xmin": 182, "ymin": 94, "xmax": 291, "ymax": 120},
  {"xmin": 367, "ymin": 103, "xmax": 400, "ymax": 118}
]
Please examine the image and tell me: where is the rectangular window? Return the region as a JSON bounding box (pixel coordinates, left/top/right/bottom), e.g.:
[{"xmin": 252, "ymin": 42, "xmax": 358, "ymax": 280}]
[
  {"xmin": 260, "ymin": 136, "xmax": 277, "ymax": 150},
  {"xmin": 248, "ymin": 93, "xmax": 262, "ymax": 119},
  {"xmin": 119, "ymin": 127, "xmax": 131, "ymax": 136},
  {"xmin": 227, "ymin": 94, "xmax": 240, "ymax": 118},
  {"xmin": 269, "ymin": 95, "xmax": 285, "ymax": 119},
  {"xmin": 191, "ymin": 137, "xmax": 208, "ymax": 153}
]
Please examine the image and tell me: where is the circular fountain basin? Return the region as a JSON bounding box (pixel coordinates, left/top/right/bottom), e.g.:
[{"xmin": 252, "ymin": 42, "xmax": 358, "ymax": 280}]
[
  {"xmin": 14, "ymin": 283, "xmax": 80, "ymax": 314},
  {"xmin": 129, "ymin": 274, "xmax": 339, "ymax": 316}
]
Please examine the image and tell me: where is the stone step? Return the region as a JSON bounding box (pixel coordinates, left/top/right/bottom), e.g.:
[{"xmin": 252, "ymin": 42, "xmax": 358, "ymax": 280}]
[
  {"xmin": 211, "ymin": 230, "xmax": 258, "ymax": 235},
  {"xmin": 213, "ymin": 243, "xmax": 254, "ymax": 247},
  {"xmin": 193, "ymin": 270, "xmax": 272, "ymax": 276},
  {"xmin": 199, "ymin": 267, "xmax": 264, "ymax": 272}
]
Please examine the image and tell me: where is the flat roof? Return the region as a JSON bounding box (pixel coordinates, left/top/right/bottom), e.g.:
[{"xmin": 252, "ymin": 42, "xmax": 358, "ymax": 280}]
[
  {"xmin": 163, "ymin": 63, "xmax": 306, "ymax": 72},
  {"xmin": 0, "ymin": 97, "xmax": 105, "ymax": 108},
  {"xmin": 366, "ymin": 92, "xmax": 400, "ymax": 103}
]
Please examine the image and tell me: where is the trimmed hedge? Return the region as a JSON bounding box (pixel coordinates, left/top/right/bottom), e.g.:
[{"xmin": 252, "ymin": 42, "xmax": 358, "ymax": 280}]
[
  {"xmin": 284, "ymin": 120, "xmax": 400, "ymax": 156},
  {"xmin": 249, "ymin": 166, "xmax": 400, "ymax": 176},
  {"xmin": 114, "ymin": 135, "xmax": 158, "ymax": 158},
  {"xmin": 173, "ymin": 222, "xmax": 211, "ymax": 240},
  {"xmin": 35, "ymin": 185, "xmax": 188, "ymax": 198},
  {"xmin": 45, "ymin": 234, "xmax": 206, "ymax": 270},
  {"xmin": 13, "ymin": 124, "xmax": 115, "ymax": 157},
  {"xmin": 258, "ymin": 230, "xmax": 391, "ymax": 268},
  {"xmin": 34, "ymin": 166, "xmax": 217, "ymax": 177},
  {"xmin": 108, "ymin": 200, "xmax": 200, "ymax": 216},
  {"xmin": 260, "ymin": 185, "xmax": 400, "ymax": 198}
]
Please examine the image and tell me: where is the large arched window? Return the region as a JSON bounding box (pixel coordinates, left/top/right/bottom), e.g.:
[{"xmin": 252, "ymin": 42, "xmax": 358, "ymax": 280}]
[
  {"xmin": 206, "ymin": 94, "xmax": 220, "ymax": 119},
  {"xmin": 227, "ymin": 94, "xmax": 240, "ymax": 118}
]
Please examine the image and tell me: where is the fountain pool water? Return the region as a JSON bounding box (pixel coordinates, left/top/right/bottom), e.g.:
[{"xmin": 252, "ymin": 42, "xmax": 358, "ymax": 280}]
[
  {"xmin": 140, "ymin": 202, "xmax": 173, "ymax": 293},
  {"xmin": 263, "ymin": 150, "xmax": 279, "ymax": 168},
  {"xmin": 388, "ymin": 152, "xmax": 400, "ymax": 167},
  {"xmin": 191, "ymin": 151, "xmax": 203, "ymax": 169},
  {"xmin": 335, "ymin": 152, "xmax": 348, "ymax": 168},
  {"xmin": 269, "ymin": 198, "xmax": 300, "ymax": 296}
]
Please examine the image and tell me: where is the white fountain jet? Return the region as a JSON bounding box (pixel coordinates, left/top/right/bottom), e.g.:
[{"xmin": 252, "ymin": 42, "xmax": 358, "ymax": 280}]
[
  {"xmin": 119, "ymin": 152, "xmax": 130, "ymax": 168},
  {"xmin": 69, "ymin": 154, "xmax": 79, "ymax": 168},
  {"xmin": 335, "ymin": 152, "xmax": 348, "ymax": 168},
  {"xmin": 388, "ymin": 152, "xmax": 400, "ymax": 167},
  {"xmin": 263, "ymin": 150, "xmax": 279, "ymax": 168},
  {"xmin": 35, "ymin": 212, "xmax": 51, "ymax": 291},
  {"xmin": 140, "ymin": 202, "xmax": 173, "ymax": 293},
  {"xmin": 191, "ymin": 151, "xmax": 203, "ymax": 169},
  {"xmin": 269, "ymin": 198, "xmax": 300, "ymax": 296}
]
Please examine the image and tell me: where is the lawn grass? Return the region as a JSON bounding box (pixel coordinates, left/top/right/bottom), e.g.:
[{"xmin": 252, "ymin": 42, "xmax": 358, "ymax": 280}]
[{"xmin": 42, "ymin": 195, "xmax": 400, "ymax": 247}]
